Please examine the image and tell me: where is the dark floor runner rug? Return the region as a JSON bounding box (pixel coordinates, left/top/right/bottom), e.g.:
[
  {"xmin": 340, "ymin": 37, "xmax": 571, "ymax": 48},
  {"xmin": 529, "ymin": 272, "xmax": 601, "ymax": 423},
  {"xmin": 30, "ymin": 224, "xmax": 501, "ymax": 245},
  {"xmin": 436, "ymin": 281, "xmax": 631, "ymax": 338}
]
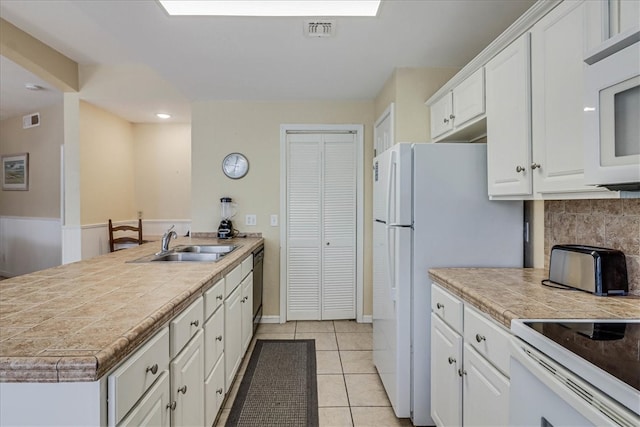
[{"xmin": 225, "ymin": 339, "xmax": 318, "ymax": 427}]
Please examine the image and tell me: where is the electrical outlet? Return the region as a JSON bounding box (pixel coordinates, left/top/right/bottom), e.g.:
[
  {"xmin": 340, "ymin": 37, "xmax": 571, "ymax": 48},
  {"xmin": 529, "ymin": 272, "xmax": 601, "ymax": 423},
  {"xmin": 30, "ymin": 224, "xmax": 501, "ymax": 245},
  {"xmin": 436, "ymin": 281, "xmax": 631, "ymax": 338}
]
[
  {"xmin": 245, "ymin": 214, "xmax": 257, "ymax": 226},
  {"xmin": 270, "ymin": 214, "xmax": 278, "ymax": 226}
]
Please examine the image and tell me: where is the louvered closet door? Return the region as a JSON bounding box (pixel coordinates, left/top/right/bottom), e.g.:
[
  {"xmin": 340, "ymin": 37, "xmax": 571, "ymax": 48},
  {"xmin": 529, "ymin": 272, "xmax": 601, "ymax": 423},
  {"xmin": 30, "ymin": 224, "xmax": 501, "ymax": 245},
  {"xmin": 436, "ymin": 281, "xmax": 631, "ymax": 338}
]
[{"xmin": 286, "ymin": 132, "xmax": 356, "ymax": 321}]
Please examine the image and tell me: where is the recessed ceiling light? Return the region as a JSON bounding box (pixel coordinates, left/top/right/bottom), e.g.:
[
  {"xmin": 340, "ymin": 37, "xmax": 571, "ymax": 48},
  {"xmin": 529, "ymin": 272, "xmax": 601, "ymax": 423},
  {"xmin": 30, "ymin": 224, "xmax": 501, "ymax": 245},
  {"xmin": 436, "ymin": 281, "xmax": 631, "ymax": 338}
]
[
  {"xmin": 156, "ymin": 113, "xmax": 171, "ymax": 119},
  {"xmin": 158, "ymin": 0, "xmax": 381, "ymax": 16},
  {"xmin": 24, "ymin": 83, "xmax": 44, "ymax": 91}
]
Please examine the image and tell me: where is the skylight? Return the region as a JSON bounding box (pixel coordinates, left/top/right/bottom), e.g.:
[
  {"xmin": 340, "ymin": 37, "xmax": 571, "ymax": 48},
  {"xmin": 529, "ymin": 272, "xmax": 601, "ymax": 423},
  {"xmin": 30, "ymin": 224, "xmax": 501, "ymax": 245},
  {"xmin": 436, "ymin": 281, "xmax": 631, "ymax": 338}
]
[{"xmin": 158, "ymin": 1, "xmax": 381, "ymax": 17}]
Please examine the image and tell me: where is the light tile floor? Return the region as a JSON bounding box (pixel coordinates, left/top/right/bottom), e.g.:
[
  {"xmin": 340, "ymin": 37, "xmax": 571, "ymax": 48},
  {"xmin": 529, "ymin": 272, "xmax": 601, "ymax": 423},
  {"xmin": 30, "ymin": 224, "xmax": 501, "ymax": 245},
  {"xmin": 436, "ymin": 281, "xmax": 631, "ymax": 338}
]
[{"xmin": 215, "ymin": 320, "xmax": 413, "ymax": 427}]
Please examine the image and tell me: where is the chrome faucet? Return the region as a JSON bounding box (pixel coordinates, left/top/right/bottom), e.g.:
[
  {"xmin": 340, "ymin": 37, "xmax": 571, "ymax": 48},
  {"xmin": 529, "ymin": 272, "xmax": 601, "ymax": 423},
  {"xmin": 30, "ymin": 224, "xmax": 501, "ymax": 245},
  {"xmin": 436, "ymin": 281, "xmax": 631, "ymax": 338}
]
[{"xmin": 159, "ymin": 225, "xmax": 178, "ymax": 254}]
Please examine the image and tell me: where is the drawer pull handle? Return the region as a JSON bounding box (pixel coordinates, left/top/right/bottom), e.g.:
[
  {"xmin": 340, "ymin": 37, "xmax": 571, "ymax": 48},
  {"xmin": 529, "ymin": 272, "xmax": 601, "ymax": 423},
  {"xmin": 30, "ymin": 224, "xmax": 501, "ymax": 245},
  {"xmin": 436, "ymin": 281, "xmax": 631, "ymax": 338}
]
[
  {"xmin": 216, "ymin": 335, "xmax": 223, "ymax": 341},
  {"xmin": 447, "ymin": 357, "xmax": 456, "ymax": 365},
  {"xmin": 436, "ymin": 303, "xmax": 444, "ymax": 309},
  {"xmin": 216, "ymin": 388, "xmax": 224, "ymax": 394},
  {"xmin": 458, "ymin": 368, "xmax": 467, "ymax": 377},
  {"xmin": 475, "ymin": 334, "xmax": 486, "ymax": 343},
  {"xmin": 217, "ymin": 294, "xmax": 224, "ymax": 300},
  {"xmin": 178, "ymin": 385, "xmax": 188, "ymax": 394},
  {"xmin": 167, "ymin": 401, "xmax": 176, "ymax": 411},
  {"xmin": 146, "ymin": 364, "xmax": 158, "ymax": 375},
  {"xmin": 190, "ymin": 320, "xmax": 199, "ymax": 327}
]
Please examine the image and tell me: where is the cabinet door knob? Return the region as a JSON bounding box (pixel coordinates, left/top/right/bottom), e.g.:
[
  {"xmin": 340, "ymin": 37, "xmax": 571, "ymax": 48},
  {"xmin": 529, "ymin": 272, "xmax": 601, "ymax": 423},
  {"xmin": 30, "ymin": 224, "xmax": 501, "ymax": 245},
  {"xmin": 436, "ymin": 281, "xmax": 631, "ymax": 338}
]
[
  {"xmin": 216, "ymin": 388, "xmax": 224, "ymax": 394},
  {"xmin": 146, "ymin": 364, "xmax": 158, "ymax": 375},
  {"xmin": 475, "ymin": 333, "xmax": 486, "ymax": 343},
  {"xmin": 190, "ymin": 320, "xmax": 199, "ymax": 327},
  {"xmin": 448, "ymin": 357, "xmax": 456, "ymax": 365},
  {"xmin": 436, "ymin": 302, "xmax": 444, "ymax": 309},
  {"xmin": 216, "ymin": 335, "xmax": 223, "ymax": 341},
  {"xmin": 167, "ymin": 401, "xmax": 176, "ymax": 411},
  {"xmin": 516, "ymin": 165, "xmax": 525, "ymax": 173},
  {"xmin": 458, "ymin": 368, "xmax": 467, "ymax": 377},
  {"xmin": 449, "ymin": 114, "xmax": 455, "ymax": 120},
  {"xmin": 531, "ymin": 162, "xmax": 541, "ymax": 170},
  {"xmin": 177, "ymin": 385, "xmax": 187, "ymax": 394},
  {"xmin": 216, "ymin": 294, "xmax": 223, "ymax": 301},
  {"xmin": 443, "ymin": 118, "xmax": 449, "ymax": 124}
]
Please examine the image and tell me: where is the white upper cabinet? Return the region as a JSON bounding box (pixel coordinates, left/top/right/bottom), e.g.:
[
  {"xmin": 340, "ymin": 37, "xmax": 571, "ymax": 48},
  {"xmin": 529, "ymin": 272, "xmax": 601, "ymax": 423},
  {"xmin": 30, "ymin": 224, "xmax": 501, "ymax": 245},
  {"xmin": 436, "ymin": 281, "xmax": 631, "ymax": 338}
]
[
  {"xmin": 430, "ymin": 69, "xmax": 485, "ymax": 141},
  {"xmin": 530, "ymin": 0, "xmax": 612, "ymax": 197},
  {"xmin": 486, "ymin": 33, "xmax": 532, "ymax": 197},
  {"xmin": 430, "ymin": 93, "xmax": 454, "ymax": 139},
  {"xmin": 452, "ymin": 68, "xmax": 485, "ymax": 128},
  {"xmin": 609, "ymin": 0, "xmax": 640, "ymax": 37}
]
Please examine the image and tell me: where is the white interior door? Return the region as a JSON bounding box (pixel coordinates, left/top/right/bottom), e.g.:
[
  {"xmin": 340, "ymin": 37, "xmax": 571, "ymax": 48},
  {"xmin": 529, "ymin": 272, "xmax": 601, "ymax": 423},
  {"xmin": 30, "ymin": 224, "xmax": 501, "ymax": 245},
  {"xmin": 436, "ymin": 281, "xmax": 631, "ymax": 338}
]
[{"xmin": 285, "ymin": 131, "xmax": 357, "ymax": 320}]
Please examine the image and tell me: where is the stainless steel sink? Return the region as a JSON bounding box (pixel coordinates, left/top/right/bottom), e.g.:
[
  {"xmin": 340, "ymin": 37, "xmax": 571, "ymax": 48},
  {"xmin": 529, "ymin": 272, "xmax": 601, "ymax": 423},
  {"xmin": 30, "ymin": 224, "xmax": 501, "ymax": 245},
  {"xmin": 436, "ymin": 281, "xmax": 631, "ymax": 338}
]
[
  {"xmin": 151, "ymin": 252, "xmax": 223, "ymax": 262},
  {"xmin": 128, "ymin": 244, "xmax": 238, "ymax": 263},
  {"xmin": 173, "ymin": 244, "xmax": 237, "ymax": 255}
]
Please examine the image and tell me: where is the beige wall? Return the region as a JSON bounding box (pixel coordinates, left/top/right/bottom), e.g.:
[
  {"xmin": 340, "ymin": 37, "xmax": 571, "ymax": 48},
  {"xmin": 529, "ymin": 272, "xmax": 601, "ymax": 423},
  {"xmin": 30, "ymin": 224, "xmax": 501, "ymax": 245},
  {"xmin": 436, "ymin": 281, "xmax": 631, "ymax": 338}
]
[
  {"xmin": 191, "ymin": 101, "xmax": 375, "ymax": 318},
  {"xmin": 80, "ymin": 101, "xmax": 135, "ymax": 224},
  {"xmin": 132, "ymin": 124, "xmax": 191, "ymax": 220},
  {"xmin": 0, "ymin": 103, "xmax": 63, "ymax": 218}
]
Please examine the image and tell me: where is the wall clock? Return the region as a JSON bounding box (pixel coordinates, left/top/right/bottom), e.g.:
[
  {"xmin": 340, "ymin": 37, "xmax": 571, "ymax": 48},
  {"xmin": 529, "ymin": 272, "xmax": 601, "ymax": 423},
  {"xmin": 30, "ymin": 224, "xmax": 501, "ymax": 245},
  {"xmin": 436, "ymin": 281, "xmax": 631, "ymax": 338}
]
[{"xmin": 222, "ymin": 152, "xmax": 249, "ymax": 179}]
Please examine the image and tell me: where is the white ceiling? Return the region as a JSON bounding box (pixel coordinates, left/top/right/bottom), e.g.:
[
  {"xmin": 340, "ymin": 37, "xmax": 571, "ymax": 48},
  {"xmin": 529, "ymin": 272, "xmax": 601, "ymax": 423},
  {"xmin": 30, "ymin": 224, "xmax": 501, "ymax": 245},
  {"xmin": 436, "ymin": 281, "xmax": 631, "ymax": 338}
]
[{"xmin": 0, "ymin": 0, "xmax": 536, "ymax": 123}]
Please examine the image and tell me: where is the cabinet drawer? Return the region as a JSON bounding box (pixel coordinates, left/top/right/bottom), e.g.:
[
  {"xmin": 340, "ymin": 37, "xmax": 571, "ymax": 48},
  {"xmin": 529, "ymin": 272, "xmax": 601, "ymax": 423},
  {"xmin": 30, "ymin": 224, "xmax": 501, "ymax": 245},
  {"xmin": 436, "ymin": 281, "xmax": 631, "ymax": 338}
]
[
  {"xmin": 431, "ymin": 284, "xmax": 463, "ymax": 333},
  {"xmin": 241, "ymin": 254, "xmax": 253, "ymax": 279},
  {"xmin": 204, "ymin": 305, "xmax": 224, "ymax": 376},
  {"xmin": 204, "ymin": 356, "xmax": 226, "ymax": 427},
  {"xmin": 463, "ymin": 305, "xmax": 511, "ymax": 376},
  {"xmin": 108, "ymin": 327, "xmax": 170, "ymax": 426},
  {"xmin": 204, "ymin": 278, "xmax": 225, "ymax": 321},
  {"xmin": 170, "ymin": 297, "xmax": 203, "ymax": 358},
  {"xmin": 225, "ymin": 264, "xmax": 242, "ymax": 297}
]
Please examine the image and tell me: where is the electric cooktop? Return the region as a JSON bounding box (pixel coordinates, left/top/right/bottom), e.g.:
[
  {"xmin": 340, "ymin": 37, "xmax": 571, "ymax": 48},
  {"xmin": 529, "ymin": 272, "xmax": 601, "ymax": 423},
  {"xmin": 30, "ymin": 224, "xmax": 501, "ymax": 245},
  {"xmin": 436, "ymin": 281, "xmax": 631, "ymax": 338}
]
[
  {"xmin": 523, "ymin": 321, "xmax": 640, "ymax": 392},
  {"xmin": 511, "ymin": 319, "xmax": 640, "ymax": 414}
]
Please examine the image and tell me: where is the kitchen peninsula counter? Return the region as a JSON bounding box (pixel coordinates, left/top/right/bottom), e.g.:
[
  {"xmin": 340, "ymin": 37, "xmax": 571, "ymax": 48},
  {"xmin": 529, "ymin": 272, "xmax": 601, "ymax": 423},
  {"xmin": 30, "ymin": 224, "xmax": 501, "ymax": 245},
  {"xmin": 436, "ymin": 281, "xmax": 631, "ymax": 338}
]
[
  {"xmin": 428, "ymin": 268, "xmax": 640, "ymax": 328},
  {"xmin": 0, "ymin": 236, "xmax": 263, "ymax": 383}
]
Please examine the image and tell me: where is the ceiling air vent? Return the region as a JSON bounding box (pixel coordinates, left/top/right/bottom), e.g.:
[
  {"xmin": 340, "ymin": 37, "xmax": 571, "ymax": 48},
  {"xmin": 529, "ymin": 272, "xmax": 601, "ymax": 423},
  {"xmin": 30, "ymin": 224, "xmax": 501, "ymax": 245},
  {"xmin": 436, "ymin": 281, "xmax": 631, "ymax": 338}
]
[{"xmin": 304, "ymin": 20, "xmax": 335, "ymax": 38}]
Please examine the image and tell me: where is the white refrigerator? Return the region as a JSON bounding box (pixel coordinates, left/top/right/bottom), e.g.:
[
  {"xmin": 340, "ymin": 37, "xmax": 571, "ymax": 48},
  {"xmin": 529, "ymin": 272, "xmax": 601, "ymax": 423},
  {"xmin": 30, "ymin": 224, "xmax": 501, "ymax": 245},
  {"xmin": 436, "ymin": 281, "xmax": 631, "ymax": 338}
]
[{"xmin": 372, "ymin": 142, "xmax": 523, "ymax": 426}]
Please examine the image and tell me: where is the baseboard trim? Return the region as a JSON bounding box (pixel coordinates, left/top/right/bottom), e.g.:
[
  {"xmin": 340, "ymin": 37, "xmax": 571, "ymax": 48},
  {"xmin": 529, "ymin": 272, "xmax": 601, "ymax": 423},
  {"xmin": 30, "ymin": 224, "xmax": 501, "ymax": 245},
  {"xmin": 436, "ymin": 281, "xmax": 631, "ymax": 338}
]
[
  {"xmin": 361, "ymin": 315, "xmax": 372, "ymax": 323},
  {"xmin": 259, "ymin": 315, "xmax": 281, "ymax": 324}
]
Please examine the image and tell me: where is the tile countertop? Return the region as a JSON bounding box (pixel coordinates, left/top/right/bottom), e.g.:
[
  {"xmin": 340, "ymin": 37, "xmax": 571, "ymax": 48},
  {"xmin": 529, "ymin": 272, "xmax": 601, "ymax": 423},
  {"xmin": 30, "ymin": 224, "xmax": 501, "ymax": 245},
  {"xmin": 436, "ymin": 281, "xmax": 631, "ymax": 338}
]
[
  {"xmin": 428, "ymin": 268, "xmax": 640, "ymax": 329},
  {"xmin": 0, "ymin": 236, "xmax": 263, "ymax": 383}
]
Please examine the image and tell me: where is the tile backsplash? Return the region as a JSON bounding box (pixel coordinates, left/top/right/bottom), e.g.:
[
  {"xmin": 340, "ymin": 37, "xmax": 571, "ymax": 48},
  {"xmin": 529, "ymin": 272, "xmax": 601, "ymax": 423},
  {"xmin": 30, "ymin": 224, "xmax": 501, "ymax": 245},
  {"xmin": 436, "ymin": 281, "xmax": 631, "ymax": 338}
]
[{"xmin": 544, "ymin": 199, "xmax": 640, "ymax": 296}]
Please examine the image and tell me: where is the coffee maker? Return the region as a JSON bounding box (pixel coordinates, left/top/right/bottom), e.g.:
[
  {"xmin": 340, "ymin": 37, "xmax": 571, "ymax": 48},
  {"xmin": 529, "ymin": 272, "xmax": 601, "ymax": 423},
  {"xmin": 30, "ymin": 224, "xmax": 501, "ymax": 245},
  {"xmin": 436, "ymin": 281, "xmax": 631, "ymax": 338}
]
[{"xmin": 217, "ymin": 197, "xmax": 237, "ymax": 239}]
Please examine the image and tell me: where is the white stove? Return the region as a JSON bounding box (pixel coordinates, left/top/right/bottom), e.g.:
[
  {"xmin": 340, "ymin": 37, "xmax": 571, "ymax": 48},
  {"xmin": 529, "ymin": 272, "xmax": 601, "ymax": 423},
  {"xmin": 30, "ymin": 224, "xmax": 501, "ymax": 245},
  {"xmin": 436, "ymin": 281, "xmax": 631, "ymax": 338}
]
[{"xmin": 510, "ymin": 319, "xmax": 640, "ymax": 427}]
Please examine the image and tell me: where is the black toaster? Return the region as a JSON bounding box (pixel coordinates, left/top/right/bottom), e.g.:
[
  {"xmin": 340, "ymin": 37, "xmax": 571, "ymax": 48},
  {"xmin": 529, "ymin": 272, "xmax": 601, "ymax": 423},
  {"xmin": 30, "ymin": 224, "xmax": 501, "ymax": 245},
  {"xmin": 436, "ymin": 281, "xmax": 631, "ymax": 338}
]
[{"xmin": 548, "ymin": 245, "xmax": 628, "ymax": 296}]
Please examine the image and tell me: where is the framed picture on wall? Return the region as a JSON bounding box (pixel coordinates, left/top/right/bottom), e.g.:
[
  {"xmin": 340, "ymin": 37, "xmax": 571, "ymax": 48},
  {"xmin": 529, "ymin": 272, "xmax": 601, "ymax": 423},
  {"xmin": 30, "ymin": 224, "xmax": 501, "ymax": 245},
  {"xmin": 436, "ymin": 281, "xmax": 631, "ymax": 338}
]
[{"xmin": 2, "ymin": 153, "xmax": 29, "ymax": 191}]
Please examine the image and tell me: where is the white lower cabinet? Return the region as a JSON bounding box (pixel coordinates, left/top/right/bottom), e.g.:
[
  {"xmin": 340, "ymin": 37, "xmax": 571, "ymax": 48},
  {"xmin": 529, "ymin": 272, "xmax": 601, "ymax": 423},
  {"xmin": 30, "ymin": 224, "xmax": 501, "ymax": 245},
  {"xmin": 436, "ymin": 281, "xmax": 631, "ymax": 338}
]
[
  {"xmin": 462, "ymin": 344, "xmax": 509, "ymax": 427},
  {"xmin": 118, "ymin": 372, "xmax": 171, "ymax": 427},
  {"xmin": 224, "ymin": 284, "xmax": 243, "ymax": 392},
  {"xmin": 205, "ymin": 357, "xmax": 226, "ymax": 427},
  {"xmin": 241, "ymin": 272, "xmax": 254, "ymax": 353},
  {"xmin": 170, "ymin": 329, "xmax": 204, "ymax": 427},
  {"xmin": 430, "ymin": 283, "xmax": 511, "ymax": 427},
  {"xmin": 431, "ymin": 314, "xmax": 463, "ymax": 427}
]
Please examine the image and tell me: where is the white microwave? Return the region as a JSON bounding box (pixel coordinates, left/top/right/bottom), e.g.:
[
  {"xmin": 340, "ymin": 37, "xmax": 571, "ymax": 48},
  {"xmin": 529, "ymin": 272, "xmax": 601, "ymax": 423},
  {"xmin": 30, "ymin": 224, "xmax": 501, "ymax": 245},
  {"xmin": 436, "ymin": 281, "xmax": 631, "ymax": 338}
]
[{"xmin": 584, "ymin": 29, "xmax": 640, "ymax": 191}]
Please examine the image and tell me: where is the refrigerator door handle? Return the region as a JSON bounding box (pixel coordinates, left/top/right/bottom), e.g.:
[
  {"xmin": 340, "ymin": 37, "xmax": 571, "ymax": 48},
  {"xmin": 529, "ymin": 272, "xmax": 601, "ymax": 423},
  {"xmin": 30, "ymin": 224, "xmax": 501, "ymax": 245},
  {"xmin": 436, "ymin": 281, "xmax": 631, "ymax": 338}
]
[
  {"xmin": 386, "ymin": 225, "xmax": 396, "ymax": 302},
  {"xmin": 386, "ymin": 150, "xmax": 396, "ymax": 225}
]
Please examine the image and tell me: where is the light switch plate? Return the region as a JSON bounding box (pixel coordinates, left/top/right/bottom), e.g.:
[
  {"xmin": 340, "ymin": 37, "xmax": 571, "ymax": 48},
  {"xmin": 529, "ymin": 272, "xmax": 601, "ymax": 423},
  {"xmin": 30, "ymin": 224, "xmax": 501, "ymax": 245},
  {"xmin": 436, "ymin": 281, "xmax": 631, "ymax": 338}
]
[
  {"xmin": 270, "ymin": 214, "xmax": 278, "ymax": 226},
  {"xmin": 245, "ymin": 214, "xmax": 257, "ymax": 226}
]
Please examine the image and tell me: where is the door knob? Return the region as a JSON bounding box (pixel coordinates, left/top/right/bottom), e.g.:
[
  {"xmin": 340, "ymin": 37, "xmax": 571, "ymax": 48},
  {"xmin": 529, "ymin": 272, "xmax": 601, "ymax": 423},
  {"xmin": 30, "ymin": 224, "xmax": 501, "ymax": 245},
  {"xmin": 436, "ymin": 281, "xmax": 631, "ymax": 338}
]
[
  {"xmin": 531, "ymin": 163, "xmax": 541, "ymax": 170},
  {"xmin": 167, "ymin": 401, "xmax": 176, "ymax": 411},
  {"xmin": 177, "ymin": 385, "xmax": 187, "ymax": 394},
  {"xmin": 475, "ymin": 333, "xmax": 486, "ymax": 343},
  {"xmin": 146, "ymin": 364, "xmax": 158, "ymax": 375},
  {"xmin": 516, "ymin": 165, "xmax": 525, "ymax": 173},
  {"xmin": 448, "ymin": 357, "xmax": 456, "ymax": 365}
]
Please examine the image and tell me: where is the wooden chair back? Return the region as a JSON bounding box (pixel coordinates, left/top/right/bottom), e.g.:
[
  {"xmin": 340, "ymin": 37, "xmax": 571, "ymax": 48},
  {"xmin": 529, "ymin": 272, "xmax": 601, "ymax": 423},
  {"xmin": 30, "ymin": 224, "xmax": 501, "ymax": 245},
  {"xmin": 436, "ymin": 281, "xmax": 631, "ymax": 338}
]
[{"xmin": 108, "ymin": 219, "xmax": 143, "ymax": 252}]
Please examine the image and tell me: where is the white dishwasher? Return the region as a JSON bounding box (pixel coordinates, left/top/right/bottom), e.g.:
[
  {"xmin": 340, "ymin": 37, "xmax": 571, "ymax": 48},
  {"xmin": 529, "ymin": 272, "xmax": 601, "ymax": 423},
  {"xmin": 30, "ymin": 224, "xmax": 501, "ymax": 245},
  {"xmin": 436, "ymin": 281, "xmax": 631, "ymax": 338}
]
[{"xmin": 510, "ymin": 319, "xmax": 639, "ymax": 427}]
